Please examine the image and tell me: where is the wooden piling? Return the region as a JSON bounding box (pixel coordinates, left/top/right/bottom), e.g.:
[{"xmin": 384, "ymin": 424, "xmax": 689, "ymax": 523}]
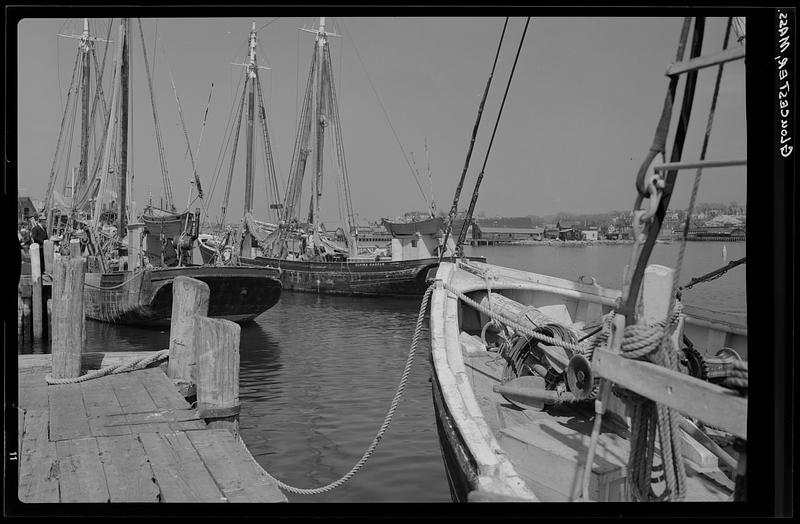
[
  {"xmin": 51, "ymin": 257, "xmax": 87, "ymax": 379},
  {"xmin": 30, "ymin": 243, "xmax": 43, "ymax": 340},
  {"xmin": 47, "ymin": 298, "xmax": 52, "ymax": 342},
  {"xmin": 18, "ymin": 295, "xmax": 24, "ymax": 339},
  {"xmin": 43, "ymin": 239, "xmax": 55, "ymax": 274},
  {"xmin": 70, "ymin": 238, "xmax": 82, "ymax": 259},
  {"xmin": 195, "ymin": 316, "xmax": 241, "ymax": 434},
  {"xmin": 22, "ymin": 299, "xmax": 31, "ymax": 340},
  {"xmin": 168, "ymin": 276, "xmax": 211, "ymax": 397}
]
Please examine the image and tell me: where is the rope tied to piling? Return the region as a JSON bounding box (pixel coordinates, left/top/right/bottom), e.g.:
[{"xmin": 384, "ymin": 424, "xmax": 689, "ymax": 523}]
[
  {"xmin": 45, "ymin": 349, "xmax": 170, "ymax": 385},
  {"xmin": 259, "ymin": 284, "xmax": 434, "ymax": 496}
]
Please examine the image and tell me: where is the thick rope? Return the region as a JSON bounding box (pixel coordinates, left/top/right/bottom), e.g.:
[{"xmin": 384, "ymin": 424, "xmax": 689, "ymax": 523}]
[
  {"xmin": 442, "ymin": 282, "xmax": 585, "ymax": 355},
  {"xmin": 259, "ymin": 285, "xmax": 433, "ymax": 495},
  {"xmin": 618, "ymin": 306, "xmax": 687, "ymax": 502},
  {"xmin": 45, "ymin": 349, "xmax": 169, "ymax": 385}
]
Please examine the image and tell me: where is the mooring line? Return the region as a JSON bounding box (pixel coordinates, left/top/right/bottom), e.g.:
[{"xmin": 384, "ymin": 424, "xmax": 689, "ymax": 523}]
[{"xmin": 258, "ymin": 284, "xmax": 434, "ymax": 495}]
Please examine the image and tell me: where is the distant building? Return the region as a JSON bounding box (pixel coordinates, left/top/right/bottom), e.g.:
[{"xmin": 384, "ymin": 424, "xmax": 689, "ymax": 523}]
[
  {"xmin": 18, "ymin": 196, "xmax": 37, "ymax": 222},
  {"xmin": 478, "ymin": 226, "xmax": 543, "ymax": 242},
  {"xmin": 581, "ymin": 228, "xmax": 599, "ymax": 241}
]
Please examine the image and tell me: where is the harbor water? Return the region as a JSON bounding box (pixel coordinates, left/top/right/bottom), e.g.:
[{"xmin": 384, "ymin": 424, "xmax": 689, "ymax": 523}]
[{"xmin": 17, "ymin": 241, "xmax": 746, "ymax": 502}]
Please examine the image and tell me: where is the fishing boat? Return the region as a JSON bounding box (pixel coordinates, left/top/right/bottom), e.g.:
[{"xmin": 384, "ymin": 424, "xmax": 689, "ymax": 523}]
[
  {"xmin": 223, "ymin": 18, "xmax": 482, "ymax": 296},
  {"xmin": 42, "ymin": 18, "xmax": 281, "ymax": 325},
  {"xmin": 428, "ymin": 16, "xmax": 748, "ymax": 503}
]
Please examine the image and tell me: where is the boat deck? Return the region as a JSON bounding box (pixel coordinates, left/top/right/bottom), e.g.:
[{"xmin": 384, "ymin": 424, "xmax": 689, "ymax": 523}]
[
  {"xmin": 17, "ymin": 357, "xmax": 286, "ymax": 503},
  {"xmin": 458, "ymin": 332, "xmax": 736, "ymax": 502}
]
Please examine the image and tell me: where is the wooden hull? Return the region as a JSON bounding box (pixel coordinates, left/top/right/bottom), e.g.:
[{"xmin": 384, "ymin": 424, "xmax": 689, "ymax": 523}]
[
  {"xmin": 239, "ymin": 255, "xmax": 483, "ymax": 296},
  {"xmin": 83, "ymin": 265, "xmax": 282, "ymax": 327},
  {"xmin": 429, "ymin": 260, "xmax": 747, "ymax": 502}
]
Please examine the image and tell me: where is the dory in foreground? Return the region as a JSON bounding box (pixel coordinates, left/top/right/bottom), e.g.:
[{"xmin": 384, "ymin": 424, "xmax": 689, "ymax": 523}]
[{"xmin": 427, "ymin": 16, "xmax": 747, "ymax": 502}]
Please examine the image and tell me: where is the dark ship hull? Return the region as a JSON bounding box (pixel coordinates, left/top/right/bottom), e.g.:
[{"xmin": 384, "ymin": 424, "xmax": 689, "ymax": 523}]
[{"xmin": 83, "ymin": 265, "xmax": 282, "ymax": 327}]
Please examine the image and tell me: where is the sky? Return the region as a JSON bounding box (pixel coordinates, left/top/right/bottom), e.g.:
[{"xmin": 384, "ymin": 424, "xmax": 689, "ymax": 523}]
[{"xmin": 16, "ymin": 15, "xmax": 747, "ymax": 227}]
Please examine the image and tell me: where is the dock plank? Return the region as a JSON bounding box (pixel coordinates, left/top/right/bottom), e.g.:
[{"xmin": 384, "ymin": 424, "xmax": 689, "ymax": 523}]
[
  {"xmin": 186, "ymin": 429, "xmax": 286, "ymax": 502},
  {"xmin": 18, "ymin": 409, "xmax": 60, "ymax": 503},
  {"xmin": 19, "ymin": 369, "xmax": 50, "ymax": 411},
  {"xmin": 97, "ymin": 434, "xmax": 160, "ymax": 502},
  {"xmin": 56, "ymin": 437, "xmax": 110, "ymax": 502},
  {"xmin": 136, "ymin": 367, "xmax": 207, "ymax": 431},
  {"xmin": 138, "ymin": 431, "xmax": 226, "ymax": 502},
  {"xmin": 109, "ymin": 371, "xmax": 173, "ymax": 434},
  {"xmin": 49, "ymin": 384, "xmax": 92, "ymax": 441},
  {"xmin": 138, "ymin": 367, "xmax": 190, "ymax": 410},
  {"xmin": 81, "ymin": 376, "xmax": 131, "ymax": 437}
]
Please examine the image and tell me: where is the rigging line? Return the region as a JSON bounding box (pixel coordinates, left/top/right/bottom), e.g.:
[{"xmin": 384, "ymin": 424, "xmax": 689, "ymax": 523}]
[
  {"xmin": 188, "ymin": 82, "xmax": 215, "ymax": 222},
  {"xmin": 338, "ymin": 19, "xmax": 429, "ymax": 208},
  {"xmin": 439, "ymin": 17, "xmax": 509, "ymax": 261},
  {"xmin": 322, "ymin": 43, "xmax": 355, "ymax": 233},
  {"xmin": 256, "ymin": 17, "xmax": 280, "ymax": 33},
  {"xmin": 219, "ymin": 73, "xmax": 249, "ymax": 228},
  {"xmin": 45, "ymin": 47, "xmax": 81, "ymax": 220},
  {"xmin": 457, "ymin": 17, "xmax": 531, "ymax": 252},
  {"xmin": 668, "ymin": 16, "xmax": 734, "ymax": 321},
  {"xmin": 163, "ymin": 44, "xmax": 205, "ymax": 205},
  {"xmin": 255, "ymin": 72, "xmax": 282, "ymax": 219},
  {"xmin": 206, "ymin": 70, "xmax": 245, "ymax": 214},
  {"xmin": 57, "ymin": 23, "xmax": 63, "ymax": 109},
  {"xmin": 137, "ymin": 18, "xmax": 174, "ymax": 210}
]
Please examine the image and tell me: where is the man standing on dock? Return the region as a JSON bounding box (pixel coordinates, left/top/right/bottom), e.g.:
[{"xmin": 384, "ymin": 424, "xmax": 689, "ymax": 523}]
[{"xmin": 30, "ymin": 215, "xmax": 47, "ymax": 268}]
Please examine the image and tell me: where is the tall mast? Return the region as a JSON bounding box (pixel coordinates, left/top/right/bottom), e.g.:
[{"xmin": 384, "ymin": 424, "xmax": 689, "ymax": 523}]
[
  {"xmin": 117, "ymin": 18, "xmax": 129, "ymax": 239},
  {"xmin": 310, "ymin": 17, "xmax": 328, "ymax": 237},
  {"xmin": 78, "ymin": 18, "xmax": 92, "ymax": 191},
  {"xmin": 244, "ymin": 20, "xmax": 256, "ymax": 215}
]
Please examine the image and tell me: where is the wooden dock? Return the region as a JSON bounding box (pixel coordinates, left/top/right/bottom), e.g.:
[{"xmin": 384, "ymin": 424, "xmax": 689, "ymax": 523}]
[
  {"xmin": 17, "ymin": 353, "xmax": 286, "ymax": 503},
  {"xmin": 15, "ymin": 259, "xmax": 287, "ymax": 504}
]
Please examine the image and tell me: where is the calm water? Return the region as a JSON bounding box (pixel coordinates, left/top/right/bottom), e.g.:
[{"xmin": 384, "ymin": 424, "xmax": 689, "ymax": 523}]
[{"xmin": 18, "ymin": 241, "xmax": 746, "ymax": 502}]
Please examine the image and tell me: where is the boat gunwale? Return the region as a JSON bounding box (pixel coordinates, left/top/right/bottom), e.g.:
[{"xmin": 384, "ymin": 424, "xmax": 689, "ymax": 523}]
[{"xmin": 430, "ymin": 260, "xmax": 747, "ymax": 501}]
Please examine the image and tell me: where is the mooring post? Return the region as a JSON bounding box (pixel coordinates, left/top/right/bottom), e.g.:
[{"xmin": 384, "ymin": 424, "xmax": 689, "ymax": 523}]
[
  {"xmin": 47, "ymin": 298, "xmax": 52, "ymax": 342},
  {"xmin": 196, "ymin": 316, "xmax": 241, "ymax": 434},
  {"xmin": 30, "ymin": 243, "xmax": 43, "ymax": 340},
  {"xmin": 69, "ymin": 238, "xmax": 82, "ymax": 259},
  {"xmin": 168, "ymin": 276, "xmax": 211, "ymax": 397},
  {"xmin": 18, "ymin": 295, "xmax": 23, "ymax": 339},
  {"xmin": 43, "ymin": 239, "xmax": 54, "ymax": 274},
  {"xmin": 51, "ymin": 256, "xmax": 87, "ymax": 379}
]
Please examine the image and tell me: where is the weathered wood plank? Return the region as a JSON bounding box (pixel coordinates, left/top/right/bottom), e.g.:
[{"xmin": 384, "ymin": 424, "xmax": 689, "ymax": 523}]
[
  {"xmin": 138, "ymin": 367, "xmax": 192, "ymax": 411},
  {"xmin": 18, "ymin": 409, "xmax": 60, "ymax": 503},
  {"xmin": 81, "ymin": 376, "xmax": 131, "ymax": 437},
  {"xmin": 591, "ymin": 348, "xmax": 747, "ymax": 439},
  {"xmin": 48, "ymin": 384, "xmax": 92, "ymax": 441},
  {"xmin": 56, "ymin": 437, "xmax": 110, "ymax": 502},
  {"xmin": 137, "ymin": 431, "xmax": 226, "ymax": 502},
  {"xmin": 186, "ymin": 429, "xmax": 286, "ymax": 502},
  {"xmin": 109, "ymin": 371, "xmax": 173, "ymax": 434},
  {"xmin": 18, "ymin": 370, "xmax": 50, "ymax": 411},
  {"xmin": 96, "ymin": 435, "xmax": 160, "ymax": 502}
]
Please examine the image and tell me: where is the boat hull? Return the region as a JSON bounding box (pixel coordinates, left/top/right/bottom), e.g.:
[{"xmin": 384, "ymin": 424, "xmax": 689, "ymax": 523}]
[
  {"xmin": 240, "ymin": 256, "xmax": 483, "ymax": 296},
  {"xmin": 83, "ymin": 265, "xmax": 282, "ymax": 327},
  {"xmin": 429, "ymin": 260, "xmax": 747, "ymax": 503}
]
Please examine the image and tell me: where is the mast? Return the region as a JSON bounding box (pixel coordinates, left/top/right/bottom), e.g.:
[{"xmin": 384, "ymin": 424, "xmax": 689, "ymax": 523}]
[
  {"xmin": 117, "ymin": 18, "xmax": 129, "ymax": 239},
  {"xmin": 78, "ymin": 18, "xmax": 92, "ymax": 191},
  {"xmin": 310, "ymin": 17, "xmax": 328, "ymax": 243},
  {"xmin": 244, "ymin": 20, "xmax": 256, "ymax": 215}
]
